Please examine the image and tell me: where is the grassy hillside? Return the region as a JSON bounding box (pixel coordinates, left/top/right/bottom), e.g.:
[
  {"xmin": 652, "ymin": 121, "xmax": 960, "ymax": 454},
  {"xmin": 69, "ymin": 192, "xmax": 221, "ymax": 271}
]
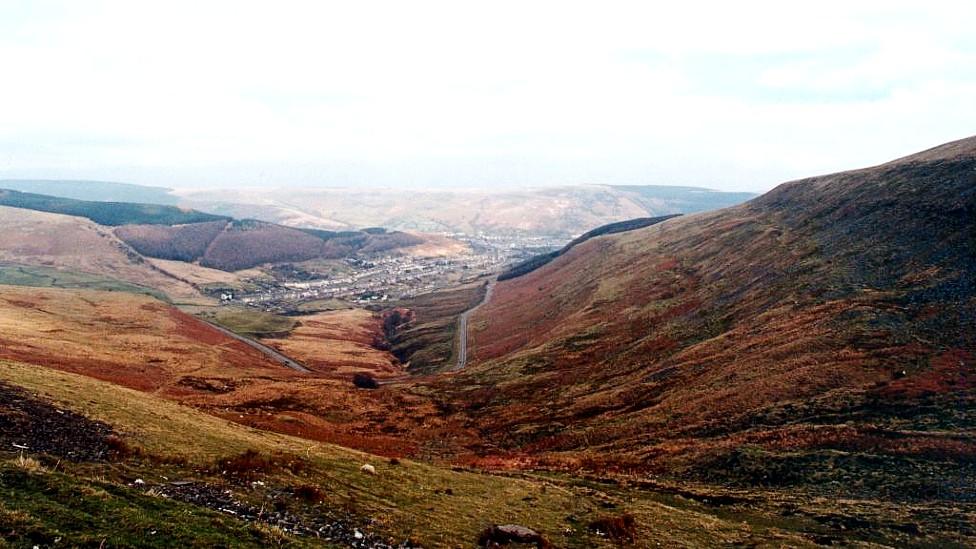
[
  {"xmin": 0, "ymin": 188, "xmax": 227, "ymax": 226},
  {"xmin": 0, "ymin": 205, "xmax": 202, "ymax": 301},
  {"xmin": 5, "ymin": 360, "xmax": 970, "ymax": 547},
  {"xmin": 195, "ymin": 306, "xmax": 299, "ymax": 338},
  {"xmin": 0, "ymin": 188, "xmax": 429, "ymax": 275},
  {"xmin": 0, "ymin": 263, "xmax": 168, "ymax": 301},
  {"xmin": 453, "ymin": 136, "xmax": 976, "ymax": 498},
  {"xmin": 260, "ymin": 309, "xmax": 403, "ymax": 377}
]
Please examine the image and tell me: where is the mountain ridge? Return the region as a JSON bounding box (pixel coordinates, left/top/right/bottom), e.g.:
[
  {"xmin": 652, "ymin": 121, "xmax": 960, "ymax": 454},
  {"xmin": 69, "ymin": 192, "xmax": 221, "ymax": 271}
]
[{"xmin": 443, "ymin": 135, "xmax": 976, "ymax": 495}]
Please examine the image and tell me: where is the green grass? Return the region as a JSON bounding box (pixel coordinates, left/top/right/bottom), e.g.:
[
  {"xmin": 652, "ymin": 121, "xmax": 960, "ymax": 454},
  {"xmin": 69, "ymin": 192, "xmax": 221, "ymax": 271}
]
[
  {"xmin": 1, "ymin": 361, "xmax": 972, "ymax": 547},
  {"xmin": 0, "ymin": 264, "xmax": 169, "ymax": 302},
  {"xmin": 0, "ymin": 463, "xmax": 323, "ymax": 548},
  {"xmin": 190, "ymin": 306, "xmax": 298, "ymax": 338},
  {"xmin": 0, "ymin": 361, "xmax": 616, "ymax": 547},
  {"xmin": 295, "ymin": 299, "xmax": 352, "ymax": 313}
]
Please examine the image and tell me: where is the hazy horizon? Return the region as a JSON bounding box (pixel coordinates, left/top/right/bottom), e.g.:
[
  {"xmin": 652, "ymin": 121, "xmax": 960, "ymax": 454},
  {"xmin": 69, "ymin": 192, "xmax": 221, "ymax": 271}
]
[{"xmin": 1, "ymin": 1, "xmax": 973, "ymax": 192}]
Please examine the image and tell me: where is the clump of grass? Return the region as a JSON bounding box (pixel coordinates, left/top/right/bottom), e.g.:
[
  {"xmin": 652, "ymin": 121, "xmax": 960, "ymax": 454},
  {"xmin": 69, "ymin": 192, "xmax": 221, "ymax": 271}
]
[
  {"xmin": 0, "ymin": 504, "xmax": 38, "ymax": 536},
  {"xmin": 251, "ymin": 523, "xmax": 289, "ymax": 547},
  {"xmin": 213, "ymin": 450, "xmax": 307, "ymax": 481},
  {"xmin": 106, "ymin": 434, "xmax": 189, "ymax": 466},
  {"xmin": 13, "ymin": 453, "xmax": 43, "ymax": 473},
  {"xmin": 106, "ymin": 434, "xmax": 144, "ymax": 460},
  {"xmin": 589, "ymin": 513, "xmax": 638, "ymax": 543}
]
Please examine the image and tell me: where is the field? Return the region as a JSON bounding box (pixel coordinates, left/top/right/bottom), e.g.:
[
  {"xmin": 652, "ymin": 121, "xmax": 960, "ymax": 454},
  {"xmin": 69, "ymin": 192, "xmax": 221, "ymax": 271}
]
[
  {"xmin": 0, "ymin": 263, "xmax": 168, "ymax": 301},
  {"xmin": 0, "ymin": 284, "xmax": 463, "ymax": 461},
  {"xmin": 0, "ymin": 285, "xmax": 289, "ymax": 393},
  {"xmin": 261, "ymin": 309, "xmax": 401, "ymax": 378},
  {"xmin": 148, "ymin": 258, "xmax": 266, "ymax": 286},
  {"xmin": 192, "ymin": 306, "xmax": 299, "ymax": 338}
]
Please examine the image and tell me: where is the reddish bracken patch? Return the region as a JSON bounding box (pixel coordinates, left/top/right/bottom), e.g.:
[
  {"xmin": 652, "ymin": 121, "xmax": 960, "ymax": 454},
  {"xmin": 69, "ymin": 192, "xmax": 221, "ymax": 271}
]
[
  {"xmin": 588, "ymin": 514, "xmax": 638, "ymax": 543},
  {"xmin": 165, "ymin": 307, "xmax": 233, "ymax": 346},
  {"xmin": 875, "ymin": 349, "xmax": 974, "ymax": 399}
]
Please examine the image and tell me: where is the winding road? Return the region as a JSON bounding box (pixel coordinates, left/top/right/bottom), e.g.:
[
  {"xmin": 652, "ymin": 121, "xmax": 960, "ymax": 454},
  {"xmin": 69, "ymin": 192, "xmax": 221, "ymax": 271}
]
[
  {"xmin": 196, "ymin": 278, "xmax": 495, "ymax": 376},
  {"xmin": 198, "ymin": 318, "xmax": 312, "ymax": 373},
  {"xmin": 454, "ymin": 281, "xmax": 495, "ymax": 371}
]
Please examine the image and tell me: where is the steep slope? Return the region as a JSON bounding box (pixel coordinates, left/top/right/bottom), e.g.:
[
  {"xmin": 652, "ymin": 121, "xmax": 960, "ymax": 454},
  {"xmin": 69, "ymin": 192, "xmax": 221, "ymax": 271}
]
[{"xmin": 451, "ymin": 136, "xmax": 976, "ymax": 495}]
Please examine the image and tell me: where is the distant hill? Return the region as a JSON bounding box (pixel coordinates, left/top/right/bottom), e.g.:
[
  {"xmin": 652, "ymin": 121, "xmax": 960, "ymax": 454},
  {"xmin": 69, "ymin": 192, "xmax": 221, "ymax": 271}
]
[
  {"xmin": 3, "ymin": 179, "xmax": 757, "ymax": 236},
  {"xmin": 610, "ymin": 184, "xmax": 757, "ymax": 213},
  {"xmin": 498, "ymin": 214, "xmax": 681, "ymax": 281},
  {"xmin": 0, "ymin": 205, "xmax": 202, "ymax": 300},
  {"xmin": 0, "ymin": 189, "xmax": 429, "ymax": 273},
  {"xmin": 446, "ymin": 135, "xmax": 976, "ymax": 498},
  {"xmin": 178, "ymin": 185, "xmax": 757, "ymax": 237},
  {"xmin": 116, "ymin": 218, "xmax": 424, "ymax": 271},
  {"xmin": 0, "ymin": 179, "xmax": 178, "ymax": 205},
  {"xmin": 0, "ymin": 189, "xmax": 226, "ymax": 226}
]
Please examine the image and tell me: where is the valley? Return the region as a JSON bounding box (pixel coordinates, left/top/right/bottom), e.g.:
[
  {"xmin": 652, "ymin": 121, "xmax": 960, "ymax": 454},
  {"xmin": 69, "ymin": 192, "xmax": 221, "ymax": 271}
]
[{"xmin": 0, "ymin": 137, "xmax": 973, "ymax": 547}]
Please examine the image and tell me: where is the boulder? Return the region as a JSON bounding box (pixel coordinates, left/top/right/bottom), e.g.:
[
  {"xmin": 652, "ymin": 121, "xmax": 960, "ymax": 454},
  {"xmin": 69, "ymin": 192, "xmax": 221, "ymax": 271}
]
[{"xmin": 478, "ymin": 524, "xmax": 551, "ymax": 548}]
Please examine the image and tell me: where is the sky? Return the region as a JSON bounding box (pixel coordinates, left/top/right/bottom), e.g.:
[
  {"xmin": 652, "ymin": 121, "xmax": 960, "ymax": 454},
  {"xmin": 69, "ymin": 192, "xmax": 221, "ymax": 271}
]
[{"xmin": 0, "ymin": 1, "xmax": 974, "ymax": 192}]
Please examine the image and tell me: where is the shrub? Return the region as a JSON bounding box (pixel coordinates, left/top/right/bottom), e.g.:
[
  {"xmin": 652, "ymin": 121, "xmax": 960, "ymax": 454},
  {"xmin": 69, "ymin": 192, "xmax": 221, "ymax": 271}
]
[
  {"xmin": 13, "ymin": 454, "xmax": 43, "ymax": 473},
  {"xmin": 353, "ymin": 373, "xmax": 379, "ymax": 389},
  {"xmin": 589, "ymin": 513, "xmax": 638, "ymax": 543},
  {"xmin": 292, "ymin": 484, "xmax": 326, "ymax": 503},
  {"xmin": 213, "ymin": 450, "xmax": 307, "ymax": 481},
  {"xmin": 105, "ymin": 435, "xmax": 144, "ymax": 460}
]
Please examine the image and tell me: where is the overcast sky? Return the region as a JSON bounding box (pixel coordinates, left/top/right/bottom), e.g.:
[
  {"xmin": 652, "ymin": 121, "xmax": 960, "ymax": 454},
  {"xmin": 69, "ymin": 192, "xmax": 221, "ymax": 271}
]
[{"xmin": 0, "ymin": 1, "xmax": 973, "ymax": 192}]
